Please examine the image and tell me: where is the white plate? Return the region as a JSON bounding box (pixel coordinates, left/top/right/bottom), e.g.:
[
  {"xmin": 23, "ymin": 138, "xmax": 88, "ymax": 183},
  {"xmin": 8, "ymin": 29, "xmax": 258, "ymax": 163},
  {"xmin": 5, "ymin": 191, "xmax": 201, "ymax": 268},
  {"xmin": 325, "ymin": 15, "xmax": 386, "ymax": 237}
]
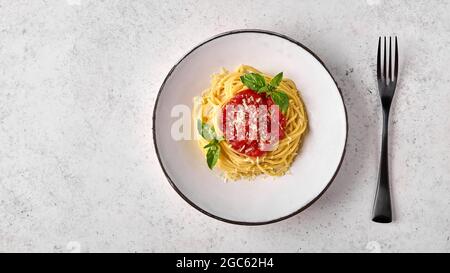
[{"xmin": 153, "ymin": 30, "xmax": 347, "ymax": 225}]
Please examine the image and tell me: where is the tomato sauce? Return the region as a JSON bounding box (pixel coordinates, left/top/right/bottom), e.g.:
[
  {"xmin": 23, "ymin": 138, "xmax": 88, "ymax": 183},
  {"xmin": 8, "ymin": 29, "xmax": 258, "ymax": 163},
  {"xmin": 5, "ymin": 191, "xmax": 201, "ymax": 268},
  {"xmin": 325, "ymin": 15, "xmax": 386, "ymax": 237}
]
[{"xmin": 221, "ymin": 89, "xmax": 286, "ymax": 157}]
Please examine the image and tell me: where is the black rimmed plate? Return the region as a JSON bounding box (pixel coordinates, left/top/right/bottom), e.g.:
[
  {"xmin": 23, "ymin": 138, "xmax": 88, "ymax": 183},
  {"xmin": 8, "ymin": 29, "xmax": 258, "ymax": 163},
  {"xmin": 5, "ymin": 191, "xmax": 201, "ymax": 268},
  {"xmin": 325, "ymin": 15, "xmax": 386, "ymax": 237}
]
[{"xmin": 153, "ymin": 30, "xmax": 347, "ymax": 225}]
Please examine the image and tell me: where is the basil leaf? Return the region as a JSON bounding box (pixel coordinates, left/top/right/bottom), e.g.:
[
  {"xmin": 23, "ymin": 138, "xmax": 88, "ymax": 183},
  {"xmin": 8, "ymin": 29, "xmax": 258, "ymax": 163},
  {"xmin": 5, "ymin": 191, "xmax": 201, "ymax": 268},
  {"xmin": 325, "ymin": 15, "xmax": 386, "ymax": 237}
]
[
  {"xmin": 197, "ymin": 120, "xmax": 216, "ymax": 141},
  {"xmin": 269, "ymin": 72, "xmax": 283, "ymax": 89},
  {"xmin": 197, "ymin": 121, "xmax": 223, "ymax": 169},
  {"xmin": 203, "ymin": 139, "xmax": 218, "ymax": 149},
  {"xmin": 240, "ymin": 73, "xmax": 266, "ymax": 91},
  {"xmin": 257, "ymin": 85, "xmax": 270, "ymax": 94},
  {"xmin": 206, "ymin": 145, "xmax": 220, "ymax": 169},
  {"xmin": 270, "ymin": 91, "xmax": 289, "ymax": 114}
]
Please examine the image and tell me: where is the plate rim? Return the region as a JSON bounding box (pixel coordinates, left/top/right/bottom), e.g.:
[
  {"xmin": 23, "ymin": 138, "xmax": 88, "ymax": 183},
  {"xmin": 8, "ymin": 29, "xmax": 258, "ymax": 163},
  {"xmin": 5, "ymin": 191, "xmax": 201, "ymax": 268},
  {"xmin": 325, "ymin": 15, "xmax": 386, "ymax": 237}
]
[{"xmin": 152, "ymin": 29, "xmax": 348, "ymax": 225}]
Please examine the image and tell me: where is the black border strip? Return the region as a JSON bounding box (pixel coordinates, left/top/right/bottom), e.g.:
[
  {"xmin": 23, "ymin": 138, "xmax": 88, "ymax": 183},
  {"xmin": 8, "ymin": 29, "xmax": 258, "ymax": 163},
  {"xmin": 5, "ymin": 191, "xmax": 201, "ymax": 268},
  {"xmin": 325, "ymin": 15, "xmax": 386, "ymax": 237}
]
[{"xmin": 152, "ymin": 29, "xmax": 349, "ymax": 225}]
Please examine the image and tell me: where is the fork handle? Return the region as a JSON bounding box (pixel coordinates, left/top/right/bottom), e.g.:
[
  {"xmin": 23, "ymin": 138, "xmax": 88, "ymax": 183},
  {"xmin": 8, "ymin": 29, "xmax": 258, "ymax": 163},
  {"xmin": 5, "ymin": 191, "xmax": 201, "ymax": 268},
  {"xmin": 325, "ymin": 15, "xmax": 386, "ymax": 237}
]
[{"xmin": 372, "ymin": 109, "xmax": 392, "ymax": 223}]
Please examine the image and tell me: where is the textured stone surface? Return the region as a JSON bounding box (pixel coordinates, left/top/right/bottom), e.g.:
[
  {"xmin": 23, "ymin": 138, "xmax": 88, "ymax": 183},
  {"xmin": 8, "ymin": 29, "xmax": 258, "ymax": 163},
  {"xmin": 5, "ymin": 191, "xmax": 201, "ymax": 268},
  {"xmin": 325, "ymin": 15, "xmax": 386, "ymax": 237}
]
[{"xmin": 0, "ymin": 0, "xmax": 449, "ymax": 252}]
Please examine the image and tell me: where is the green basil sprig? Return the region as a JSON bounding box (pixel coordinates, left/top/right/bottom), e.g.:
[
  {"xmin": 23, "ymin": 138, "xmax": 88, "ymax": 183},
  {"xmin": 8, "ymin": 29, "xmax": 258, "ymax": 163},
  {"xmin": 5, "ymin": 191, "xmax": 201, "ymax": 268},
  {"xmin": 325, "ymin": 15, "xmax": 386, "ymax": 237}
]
[
  {"xmin": 240, "ymin": 72, "xmax": 289, "ymax": 114},
  {"xmin": 197, "ymin": 120, "xmax": 224, "ymax": 169}
]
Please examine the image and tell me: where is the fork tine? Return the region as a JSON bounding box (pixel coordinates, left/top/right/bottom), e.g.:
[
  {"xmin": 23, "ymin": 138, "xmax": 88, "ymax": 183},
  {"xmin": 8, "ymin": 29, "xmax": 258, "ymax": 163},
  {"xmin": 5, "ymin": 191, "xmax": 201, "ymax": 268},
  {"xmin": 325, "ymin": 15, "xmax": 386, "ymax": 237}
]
[
  {"xmin": 394, "ymin": 36, "xmax": 398, "ymax": 83},
  {"xmin": 377, "ymin": 37, "xmax": 381, "ymax": 80},
  {"xmin": 383, "ymin": 37, "xmax": 387, "ymax": 81},
  {"xmin": 389, "ymin": 37, "xmax": 392, "ymax": 82}
]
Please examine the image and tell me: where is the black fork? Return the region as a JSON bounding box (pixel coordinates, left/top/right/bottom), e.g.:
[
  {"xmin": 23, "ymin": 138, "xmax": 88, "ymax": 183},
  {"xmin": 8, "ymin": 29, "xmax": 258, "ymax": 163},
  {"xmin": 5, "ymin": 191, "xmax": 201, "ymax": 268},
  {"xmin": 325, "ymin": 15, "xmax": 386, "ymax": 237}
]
[{"xmin": 372, "ymin": 36, "xmax": 398, "ymax": 223}]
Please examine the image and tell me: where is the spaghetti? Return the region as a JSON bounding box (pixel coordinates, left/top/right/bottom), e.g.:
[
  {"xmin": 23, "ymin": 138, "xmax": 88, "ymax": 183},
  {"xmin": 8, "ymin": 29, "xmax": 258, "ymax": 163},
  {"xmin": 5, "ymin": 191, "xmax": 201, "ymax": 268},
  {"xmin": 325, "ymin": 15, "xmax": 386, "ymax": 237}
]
[{"xmin": 194, "ymin": 65, "xmax": 308, "ymax": 180}]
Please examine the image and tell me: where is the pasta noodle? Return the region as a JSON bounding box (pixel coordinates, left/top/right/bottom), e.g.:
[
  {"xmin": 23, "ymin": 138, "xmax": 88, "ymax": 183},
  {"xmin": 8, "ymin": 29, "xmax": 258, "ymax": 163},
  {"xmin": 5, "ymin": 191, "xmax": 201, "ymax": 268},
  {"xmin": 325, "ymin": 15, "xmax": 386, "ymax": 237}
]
[{"xmin": 194, "ymin": 65, "xmax": 308, "ymax": 180}]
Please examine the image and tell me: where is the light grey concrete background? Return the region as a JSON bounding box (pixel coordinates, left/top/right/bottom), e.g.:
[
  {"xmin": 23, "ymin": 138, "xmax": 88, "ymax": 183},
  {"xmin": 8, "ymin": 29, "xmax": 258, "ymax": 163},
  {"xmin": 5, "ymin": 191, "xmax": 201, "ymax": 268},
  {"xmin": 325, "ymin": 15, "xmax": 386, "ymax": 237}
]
[{"xmin": 0, "ymin": 0, "xmax": 449, "ymax": 253}]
